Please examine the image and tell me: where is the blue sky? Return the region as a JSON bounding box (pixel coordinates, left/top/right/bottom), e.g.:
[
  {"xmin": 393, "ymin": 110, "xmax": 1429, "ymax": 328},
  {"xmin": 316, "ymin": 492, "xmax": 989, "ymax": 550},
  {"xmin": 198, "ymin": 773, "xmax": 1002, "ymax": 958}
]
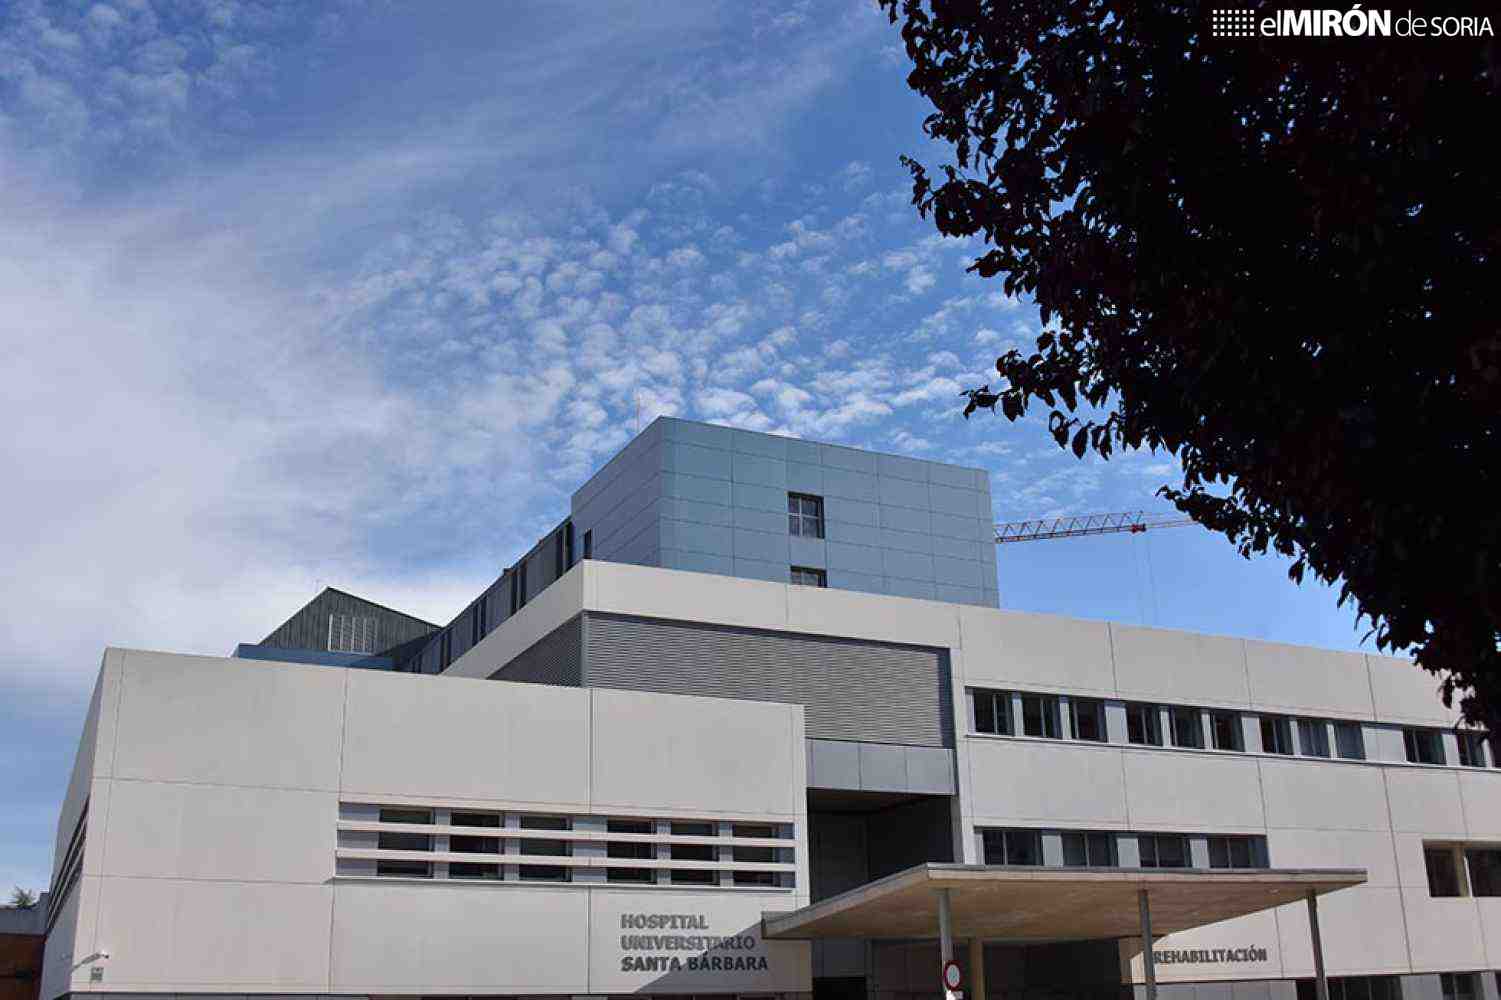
[{"xmin": 0, "ymin": 0, "xmax": 1386, "ymax": 895}]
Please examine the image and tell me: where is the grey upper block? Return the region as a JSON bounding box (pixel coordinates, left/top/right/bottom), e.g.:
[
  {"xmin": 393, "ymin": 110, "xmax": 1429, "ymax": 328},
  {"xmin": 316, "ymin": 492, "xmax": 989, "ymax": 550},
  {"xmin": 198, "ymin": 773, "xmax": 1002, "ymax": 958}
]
[{"xmin": 571, "ymin": 417, "xmax": 998, "ymax": 607}]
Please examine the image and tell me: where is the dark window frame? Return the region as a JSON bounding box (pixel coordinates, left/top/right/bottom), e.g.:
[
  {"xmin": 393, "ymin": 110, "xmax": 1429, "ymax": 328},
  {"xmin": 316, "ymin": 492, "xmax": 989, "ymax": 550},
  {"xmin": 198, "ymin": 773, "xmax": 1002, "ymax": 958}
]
[
  {"xmin": 1457, "ymin": 731, "xmax": 1488, "ymax": 768},
  {"xmin": 787, "ymin": 492, "xmax": 826, "ymax": 538},
  {"xmin": 1404, "ymin": 727, "xmax": 1446, "ymax": 765},
  {"xmin": 1334, "ymin": 721, "xmax": 1366, "ymax": 760},
  {"xmin": 1126, "ymin": 702, "xmax": 1163, "ymax": 746},
  {"xmin": 1261, "ymin": 715, "xmax": 1294, "ymax": 755},
  {"xmin": 1210, "ymin": 710, "xmax": 1243, "ymax": 751},
  {"xmin": 1170, "ymin": 706, "xmax": 1204, "ymax": 749},
  {"xmin": 790, "ymin": 565, "xmax": 828, "ymax": 588},
  {"xmin": 1021, "ymin": 693, "xmax": 1061, "ymax": 739},
  {"xmin": 606, "ymin": 818, "xmax": 656, "ymax": 884},
  {"xmin": 1425, "ymin": 845, "xmax": 1462, "ymax": 897},
  {"xmin": 1070, "ymin": 698, "xmax": 1107, "ymax": 742},
  {"xmin": 1138, "ymin": 833, "xmax": 1189, "ymax": 869},
  {"xmin": 973, "ymin": 689, "xmax": 1013, "ymax": 736}
]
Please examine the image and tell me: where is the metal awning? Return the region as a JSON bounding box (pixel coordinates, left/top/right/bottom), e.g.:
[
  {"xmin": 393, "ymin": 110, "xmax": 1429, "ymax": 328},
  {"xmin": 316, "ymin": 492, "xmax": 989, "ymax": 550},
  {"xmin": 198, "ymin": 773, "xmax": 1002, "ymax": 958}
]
[{"xmin": 762, "ymin": 863, "xmax": 1367, "ymax": 943}]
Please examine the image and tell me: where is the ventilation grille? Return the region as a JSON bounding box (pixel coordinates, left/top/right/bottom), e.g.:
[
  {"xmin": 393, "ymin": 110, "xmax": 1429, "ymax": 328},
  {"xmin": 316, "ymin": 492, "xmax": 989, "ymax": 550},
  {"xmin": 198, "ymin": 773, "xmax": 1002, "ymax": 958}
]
[
  {"xmin": 328, "ymin": 613, "xmax": 379, "ymax": 654},
  {"xmin": 335, "ymin": 802, "xmax": 796, "ymax": 889}
]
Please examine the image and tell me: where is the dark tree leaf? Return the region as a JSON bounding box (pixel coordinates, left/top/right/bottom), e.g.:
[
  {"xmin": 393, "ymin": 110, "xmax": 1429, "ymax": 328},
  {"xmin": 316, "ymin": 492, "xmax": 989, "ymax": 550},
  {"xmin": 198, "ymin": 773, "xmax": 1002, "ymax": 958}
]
[{"xmin": 882, "ymin": 0, "xmax": 1501, "ymax": 730}]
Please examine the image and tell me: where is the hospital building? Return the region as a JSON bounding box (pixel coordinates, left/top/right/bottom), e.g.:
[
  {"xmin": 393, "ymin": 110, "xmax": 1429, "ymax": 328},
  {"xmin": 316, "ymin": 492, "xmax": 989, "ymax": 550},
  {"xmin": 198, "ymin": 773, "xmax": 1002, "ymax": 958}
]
[{"xmin": 38, "ymin": 418, "xmax": 1501, "ymax": 1000}]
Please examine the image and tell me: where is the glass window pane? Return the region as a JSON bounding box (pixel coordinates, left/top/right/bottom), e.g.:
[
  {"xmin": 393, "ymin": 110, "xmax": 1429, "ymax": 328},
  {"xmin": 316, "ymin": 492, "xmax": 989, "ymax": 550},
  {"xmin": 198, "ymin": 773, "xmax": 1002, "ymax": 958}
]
[
  {"xmin": 1087, "ymin": 833, "xmax": 1115, "ymax": 866},
  {"xmin": 1299, "ymin": 719, "xmax": 1331, "ymax": 757},
  {"xmin": 1005, "ymin": 830, "xmax": 1041, "ymax": 865},
  {"xmin": 1138, "ymin": 835, "xmax": 1158, "ymax": 868},
  {"xmin": 1062, "ymin": 832, "xmax": 1086, "ymax": 867},
  {"xmin": 1335, "ymin": 722, "xmax": 1365, "ymax": 760},
  {"xmin": 1468, "ymin": 848, "xmax": 1501, "ymax": 895},
  {"xmin": 1209, "ymin": 837, "xmax": 1230, "ymax": 869},
  {"xmin": 1157, "ymin": 835, "xmax": 1187, "ymax": 868},
  {"xmin": 1425, "ymin": 847, "xmax": 1461, "ymax": 896}
]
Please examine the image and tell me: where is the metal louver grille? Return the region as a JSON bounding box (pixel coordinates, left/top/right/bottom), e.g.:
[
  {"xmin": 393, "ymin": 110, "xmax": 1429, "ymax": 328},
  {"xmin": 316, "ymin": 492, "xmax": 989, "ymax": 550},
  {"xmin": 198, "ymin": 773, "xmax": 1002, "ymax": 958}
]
[
  {"xmin": 584, "ymin": 613, "xmax": 952, "ymax": 747},
  {"xmin": 329, "ymin": 613, "xmax": 379, "ymax": 654}
]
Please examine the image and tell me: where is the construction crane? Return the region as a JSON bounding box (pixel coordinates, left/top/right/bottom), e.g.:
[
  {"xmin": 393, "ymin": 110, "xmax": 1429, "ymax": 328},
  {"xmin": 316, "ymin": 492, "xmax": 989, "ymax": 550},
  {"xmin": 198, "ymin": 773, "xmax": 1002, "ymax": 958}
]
[{"xmin": 995, "ymin": 510, "xmax": 1195, "ymax": 544}]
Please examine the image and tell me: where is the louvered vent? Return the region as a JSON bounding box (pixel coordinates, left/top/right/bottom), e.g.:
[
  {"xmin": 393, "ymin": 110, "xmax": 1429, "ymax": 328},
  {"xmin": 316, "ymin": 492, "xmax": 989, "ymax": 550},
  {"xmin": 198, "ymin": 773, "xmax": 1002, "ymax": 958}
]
[{"xmin": 328, "ymin": 613, "xmax": 379, "ymax": 654}]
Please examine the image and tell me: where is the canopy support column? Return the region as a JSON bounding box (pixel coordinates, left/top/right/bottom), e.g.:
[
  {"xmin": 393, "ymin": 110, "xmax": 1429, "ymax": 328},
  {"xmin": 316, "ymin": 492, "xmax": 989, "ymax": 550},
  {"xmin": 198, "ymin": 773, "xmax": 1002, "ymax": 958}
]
[
  {"xmin": 1308, "ymin": 889, "xmax": 1330, "ymax": 1000},
  {"xmin": 938, "ymin": 887, "xmax": 954, "ymax": 965},
  {"xmin": 969, "ymin": 936, "xmax": 987, "ymax": 1000},
  {"xmin": 1139, "ymin": 888, "xmax": 1157, "ymax": 1000}
]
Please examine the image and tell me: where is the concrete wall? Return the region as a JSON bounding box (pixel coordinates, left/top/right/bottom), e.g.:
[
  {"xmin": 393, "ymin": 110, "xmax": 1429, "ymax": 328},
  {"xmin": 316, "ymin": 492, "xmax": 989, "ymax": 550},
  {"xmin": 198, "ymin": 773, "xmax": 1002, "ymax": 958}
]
[{"xmin": 41, "ymin": 648, "xmax": 810, "ymax": 998}]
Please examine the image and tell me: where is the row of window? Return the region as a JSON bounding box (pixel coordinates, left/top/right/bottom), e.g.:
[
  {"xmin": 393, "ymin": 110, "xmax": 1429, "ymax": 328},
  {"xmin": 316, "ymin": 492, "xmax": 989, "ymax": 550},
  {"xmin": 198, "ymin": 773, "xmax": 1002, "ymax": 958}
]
[
  {"xmin": 348, "ymin": 807, "xmax": 789, "ymax": 887},
  {"xmin": 979, "ymin": 827, "xmax": 1266, "ymax": 870},
  {"xmin": 971, "ymin": 687, "xmax": 1491, "ymax": 767},
  {"xmin": 1294, "ymin": 976, "xmax": 1404, "ymax": 1000},
  {"xmin": 1425, "ymin": 842, "xmax": 1501, "ymax": 898}
]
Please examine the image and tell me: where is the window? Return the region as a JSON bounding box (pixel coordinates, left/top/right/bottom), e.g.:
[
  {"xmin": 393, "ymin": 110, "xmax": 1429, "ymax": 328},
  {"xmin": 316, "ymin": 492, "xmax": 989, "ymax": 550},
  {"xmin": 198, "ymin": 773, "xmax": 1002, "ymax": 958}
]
[
  {"xmin": 973, "ymin": 689, "xmax": 1012, "ymax": 736},
  {"xmin": 1441, "ymin": 975, "xmax": 1477, "ymax": 1000},
  {"xmin": 377, "ymin": 808, "xmax": 432, "ymax": 878},
  {"xmin": 1210, "ymin": 710, "xmax": 1243, "ymax": 751},
  {"xmin": 1062, "ymin": 831, "xmax": 1117, "ymax": 867},
  {"xmin": 449, "ymin": 861, "xmax": 500, "ymax": 879},
  {"xmin": 1467, "ymin": 848, "xmax": 1501, "ymax": 896},
  {"xmin": 1070, "ymin": 698, "xmax": 1107, "ymax": 742},
  {"xmin": 1126, "ymin": 703, "xmax": 1162, "ymax": 746},
  {"xmin": 555, "ymin": 527, "xmax": 566, "ymax": 578},
  {"xmin": 732, "ymin": 823, "xmax": 779, "ymax": 886},
  {"xmin": 982, "ymin": 829, "xmax": 1043, "ymax": 866},
  {"xmin": 1404, "ymin": 728, "xmax": 1446, "ymax": 765},
  {"xmin": 788, "ymin": 493, "xmax": 825, "ymax": 538},
  {"xmin": 519, "ymin": 562, "xmax": 528, "ymax": 608},
  {"xmin": 1261, "ymin": 715, "xmax": 1294, "ymax": 754},
  {"xmin": 1298, "ymin": 976, "xmax": 1403, "ymax": 1000},
  {"xmin": 1021, "ymin": 694, "xmax": 1061, "ymax": 739},
  {"xmin": 452, "ymin": 811, "xmax": 500, "ymax": 827},
  {"xmin": 790, "ymin": 566, "xmax": 827, "ymax": 588},
  {"xmin": 1208, "ymin": 836, "xmax": 1257, "ymax": 869},
  {"xmin": 519, "ymin": 814, "xmax": 571, "ymax": 882},
  {"xmin": 607, "ymin": 818, "xmax": 655, "ymax": 883},
  {"xmin": 474, "ymin": 596, "xmax": 487, "ymax": 644},
  {"xmin": 565, "ymin": 521, "xmax": 575, "ymax": 568},
  {"xmin": 583, "ymin": 529, "xmax": 593, "ymax": 559},
  {"xmin": 439, "ymin": 630, "xmax": 452, "ymax": 671},
  {"xmin": 1335, "ymin": 721, "xmax": 1366, "ymax": 760},
  {"xmin": 1170, "ymin": 706, "xmax": 1203, "ymax": 749},
  {"xmin": 1457, "ymin": 732, "xmax": 1488, "ymax": 768},
  {"xmin": 450, "ymin": 831, "xmax": 500, "ymax": 854},
  {"xmin": 1138, "ymin": 834, "xmax": 1189, "ymax": 868},
  {"xmin": 1298, "ymin": 719, "xmax": 1331, "ymax": 758},
  {"xmin": 670, "ymin": 821, "xmax": 718, "ymax": 885},
  {"xmin": 1425, "ymin": 846, "xmax": 1462, "ymax": 896}
]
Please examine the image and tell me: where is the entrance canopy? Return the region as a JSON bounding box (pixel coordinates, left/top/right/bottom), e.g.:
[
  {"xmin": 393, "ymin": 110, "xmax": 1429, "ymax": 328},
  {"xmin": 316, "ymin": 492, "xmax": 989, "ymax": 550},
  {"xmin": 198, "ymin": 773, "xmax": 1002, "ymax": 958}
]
[{"xmin": 762, "ymin": 863, "xmax": 1366, "ymax": 943}]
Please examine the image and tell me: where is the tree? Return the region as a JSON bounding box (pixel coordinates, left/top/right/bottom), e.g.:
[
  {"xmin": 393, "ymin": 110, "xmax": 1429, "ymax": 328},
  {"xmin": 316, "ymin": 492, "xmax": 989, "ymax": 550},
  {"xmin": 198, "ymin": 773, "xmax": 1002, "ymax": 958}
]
[
  {"xmin": 7, "ymin": 887, "xmax": 37, "ymax": 909},
  {"xmin": 881, "ymin": 0, "xmax": 1500, "ymax": 727}
]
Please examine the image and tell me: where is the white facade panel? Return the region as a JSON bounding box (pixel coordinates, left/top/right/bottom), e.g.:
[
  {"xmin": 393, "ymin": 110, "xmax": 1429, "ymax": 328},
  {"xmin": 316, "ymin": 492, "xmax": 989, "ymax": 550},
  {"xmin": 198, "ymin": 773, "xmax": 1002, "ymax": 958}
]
[
  {"xmin": 965, "ymin": 738, "xmax": 1129, "ymax": 828},
  {"xmin": 1245, "ymin": 641, "xmax": 1376, "ymax": 719},
  {"xmin": 330, "ymin": 881, "xmax": 591, "ymax": 994},
  {"xmin": 1120, "ymin": 749, "xmax": 1267, "ymax": 832},
  {"xmin": 590, "ymin": 687, "xmax": 802, "ymax": 817},
  {"xmin": 1111, "ymin": 625, "xmax": 1252, "ymax": 708},
  {"xmin": 959, "ymin": 607, "xmax": 1116, "ymax": 696},
  {"xmin": 111, "ymin": 649, "xmax": 345, "ymax": 790},
  {"xmin": 340, "ymin": 670, "xmax": 593, "ymax": 807},
  {"xmin": 1258, "ymin": 759, "xmax": 1393, "ymax": 833},
  {"xmin": 91, "ymin": 876, "xmax": 335, "ymax": 992},
  {"xmin": 1368, "ymin": 654, "xmax": 1461, "ymax": 727}
]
